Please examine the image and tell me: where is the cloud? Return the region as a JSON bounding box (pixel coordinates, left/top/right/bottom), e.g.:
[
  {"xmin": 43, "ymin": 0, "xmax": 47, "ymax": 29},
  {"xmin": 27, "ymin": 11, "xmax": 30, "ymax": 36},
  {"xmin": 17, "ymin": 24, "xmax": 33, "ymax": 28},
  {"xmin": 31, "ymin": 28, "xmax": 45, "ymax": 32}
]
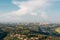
[
  {"xmin": 40, "ymin": 12, "xmax": 48, "ymax": 19},
  {"xmin": 0, "ymin": 0, "xmax": 51, "ymax": 23},
  {"xmin": 12, "ymin": 0, "xmax": 49, "ymax": 16}
]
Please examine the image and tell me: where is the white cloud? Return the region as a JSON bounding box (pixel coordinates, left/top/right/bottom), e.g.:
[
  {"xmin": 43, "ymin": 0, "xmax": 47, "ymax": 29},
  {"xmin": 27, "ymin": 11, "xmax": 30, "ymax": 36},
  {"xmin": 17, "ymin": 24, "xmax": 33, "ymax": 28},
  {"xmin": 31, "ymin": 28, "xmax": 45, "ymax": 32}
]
[
  {"xmin": 12, "ymin": 0, "xmax": 49, "ymax": 16},
  {"xmin": 0, "ymin": 0, "xmax": 51, "ymax": 23},
  {"xmin": 40, "ymin": 12, "xmax": 48, "ymax": 19},
  {"xmin": 12, "ymin": 0, "xmax": 49, "ymax": 17},
  {"xmin": 30, "ymin": 12, "xmax": 37, "ymax": 16}
]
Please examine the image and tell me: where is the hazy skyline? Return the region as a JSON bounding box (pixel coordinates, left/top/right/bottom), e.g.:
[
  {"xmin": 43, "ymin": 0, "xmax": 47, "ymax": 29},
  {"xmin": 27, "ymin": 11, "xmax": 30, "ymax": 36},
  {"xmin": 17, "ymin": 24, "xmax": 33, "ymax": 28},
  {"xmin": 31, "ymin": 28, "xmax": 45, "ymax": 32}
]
[{"xmin": 0, "ymin": 0, "xmax": 60, "ymax": 23}]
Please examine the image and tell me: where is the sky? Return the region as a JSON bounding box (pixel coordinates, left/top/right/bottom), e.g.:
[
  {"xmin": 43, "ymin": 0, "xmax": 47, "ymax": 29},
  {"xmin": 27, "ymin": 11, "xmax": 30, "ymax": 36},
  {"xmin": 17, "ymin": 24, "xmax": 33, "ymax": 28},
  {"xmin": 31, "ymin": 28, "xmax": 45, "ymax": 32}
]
[{"xmin": 0, "ymin": 0, "xmax": 60, "ymax": 23}]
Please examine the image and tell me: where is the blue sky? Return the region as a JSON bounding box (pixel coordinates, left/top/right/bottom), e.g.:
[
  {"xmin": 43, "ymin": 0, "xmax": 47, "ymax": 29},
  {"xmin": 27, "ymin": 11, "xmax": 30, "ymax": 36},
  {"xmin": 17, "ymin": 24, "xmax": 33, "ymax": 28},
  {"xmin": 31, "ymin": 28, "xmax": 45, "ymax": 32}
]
[
  {"xmin": 0, "ymin": 0, "xmax": 60, "ymax": 23},
  {"xmin": 0, "ymin": 0, "xmax": 19, "ymax": 14}
]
